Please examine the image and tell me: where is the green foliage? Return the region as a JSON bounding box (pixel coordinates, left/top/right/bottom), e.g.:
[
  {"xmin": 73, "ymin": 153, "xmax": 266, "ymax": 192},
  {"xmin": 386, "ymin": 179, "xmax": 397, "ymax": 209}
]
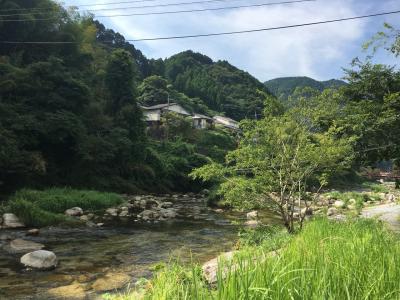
[
  {"xmin": 264, "ymin": 76, "xmax": 346, "ymax": 100},
  {"xmin": 192, "ymin": 100, "xmax": 354, "ymax": 231},
  {"xmin": 7, "ymin": 188, "xmax": 123, "ymax": 227},
  {"xmin": 124, "ymin": 218, "xmax": 400, "ymax": 300},
  {"xmin": 163, "ymin": 50, "xmax": 270, "ymax": 120},
  {"xmin": 237, "ymin": 225, "xmax": 290, "ymax": 249}
]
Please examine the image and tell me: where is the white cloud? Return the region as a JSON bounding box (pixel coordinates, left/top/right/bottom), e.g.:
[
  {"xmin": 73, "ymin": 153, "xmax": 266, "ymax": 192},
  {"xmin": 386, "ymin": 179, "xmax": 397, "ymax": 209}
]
[{"xmin": 69, "ymin": 0, "xmax": 400, "ymax": 80}]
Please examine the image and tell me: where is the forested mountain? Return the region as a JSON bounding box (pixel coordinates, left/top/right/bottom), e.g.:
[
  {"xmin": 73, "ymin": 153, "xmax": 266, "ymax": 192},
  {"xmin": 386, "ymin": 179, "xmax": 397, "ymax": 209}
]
[
  {"xmin": 264, "ymin": 76, "xmax": 346, "ymax": 99},
  {"xmin": 161, "ymin": 51, "xmax": 271, "ymax": 120},
  {"xmin": 0, "ymin": 0, "xmax": 243, "ymax": 195}
]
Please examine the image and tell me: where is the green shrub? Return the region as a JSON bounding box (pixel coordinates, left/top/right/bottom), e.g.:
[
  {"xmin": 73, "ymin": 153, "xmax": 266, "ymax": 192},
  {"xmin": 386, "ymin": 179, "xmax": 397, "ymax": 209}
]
[
  {"xmin": 362, "ymin": 182, "xmax": 390, "ymax": 193},
  {"xmin": 12, "ymin": 188, "xmax": 123, "ymax": 213},
  {"xmin": 9, "ymin": 198, "xmax": 70, "ymax": 227},
  {"xmin": 7, "ymin": 188, "xmax": 123, "ymax": 227}
]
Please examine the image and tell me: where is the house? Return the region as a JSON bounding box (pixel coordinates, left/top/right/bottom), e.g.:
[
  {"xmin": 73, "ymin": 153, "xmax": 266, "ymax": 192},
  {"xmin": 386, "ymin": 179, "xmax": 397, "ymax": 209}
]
[
  {"xmin": 141, "ymin": 103, "xmax": 191, "ymax": 124},
  {"xmin": 192, "ymin": 113, "xmax": 213, "ymax": 129},
  {"xmin": 213, "ymin": 115, "xmax": 239, "ymax": 130}
]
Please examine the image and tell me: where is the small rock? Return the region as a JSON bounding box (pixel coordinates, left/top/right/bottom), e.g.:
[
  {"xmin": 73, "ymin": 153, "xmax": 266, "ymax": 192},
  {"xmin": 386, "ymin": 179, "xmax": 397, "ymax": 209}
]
[
  {"xmin": 79, "ymin": 215, "xmax": 89, "ymax": 222},
  {"xmin": 119, "ymin": 211, "xmax": 129, "ymax": 217},
  {"xmin": 160, "ymin": 202, "xmax": 173, "ymax": 209},
  {"xmin": 134, "ymin": 196, "xmax": 142, "ymax": 201},
  {"xmin": 214, "ymin": 208, "xmax": 224, "ymax": 213},
  {"xmin": 105, "ymin": 208, "xmax": 118, "ymax": 217},
  {"xmin": 301, "ymin": 207, "xmax": 313, "ymax": 216},
  {"xmin": 160, "ymin": 208, "xmax": 176, "ymax": 219},
  {"xmin": 2, "ymin": 213, "xmax": 25, "ymax": 228},
  {"xmin": 120, "ymin": 206, "xmax": 128, "ymax": 211},
  {"xmin": 246, "ymin": 210, "xmax": 258, "ymax": 220},
  {"xmin": 20, "ymin": 250, "xmax": 57, "ymax": 269},
  {"xmin": 65, "ymin": 207, "xmax": 83, "ymax": 217},
  {"xmin": 333, "ymin": 200, "xmax": 345, "ymax": 209},
  {"xmin": 5, "ymin": 239, "xmax": 44, "ymax": 254},
  {"xmin": 92, "ymin": 273, "xmax": 130, "ymax": 292},
  {"xmin": 26, "ymin": 229, "xmax": 40, "ymax": 236},
  {"xmin": 47, "ymin": 283, "xmax": 86, "ymax": 299},
  {"xmin": 327, "ymin": 207, "xmax": 338, "ymax": 216},
  {"xmin": 96, "ymin": 223, "xmax": 104, "ymax": 227},
  {"xmin": 386, "ymin": 194, "xmax": 396, "ymax": 202},
  {"xmin": 244, "ymin": 220, "xmax": 261, "ymax": 228}
]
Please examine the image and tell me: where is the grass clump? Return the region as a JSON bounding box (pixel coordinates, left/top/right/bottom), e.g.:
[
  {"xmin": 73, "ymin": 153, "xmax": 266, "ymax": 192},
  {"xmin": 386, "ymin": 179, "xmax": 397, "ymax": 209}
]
[
  {"xmin": 115, "ymin": 218, "xmax": 400, "ymax": 300},
  {"xmin": 362, "ymin": 181, "xmax": 390, "ymax": 193},
  {"xmin": 7, "ymin": 187, "xmax": 123, "ymax": 227}
]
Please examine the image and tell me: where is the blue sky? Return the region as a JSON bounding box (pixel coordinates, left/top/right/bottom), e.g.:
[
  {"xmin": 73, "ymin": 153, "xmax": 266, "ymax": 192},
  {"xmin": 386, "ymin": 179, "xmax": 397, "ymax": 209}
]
[{"xmin": 65, "ymin": 0, "xmax": 400, "ymax": 81}]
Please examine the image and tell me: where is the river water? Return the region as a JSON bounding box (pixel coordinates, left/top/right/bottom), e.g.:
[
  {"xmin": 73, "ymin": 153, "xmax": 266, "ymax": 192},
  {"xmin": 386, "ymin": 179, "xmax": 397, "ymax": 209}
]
[{"xmin": 0, "ymin": 196, "xmax": 279, "ymax": 299}]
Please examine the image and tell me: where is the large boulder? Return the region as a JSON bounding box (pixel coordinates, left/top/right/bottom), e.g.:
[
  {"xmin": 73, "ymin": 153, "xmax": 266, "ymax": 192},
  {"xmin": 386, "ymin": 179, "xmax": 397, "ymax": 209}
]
[
  {"xmin": 2, "ymin": 213, "xmax": 25, "ymax": 228},
  {"xmin": 64, "ymin": 207, "xmax": 83, "ymax": 217},
  {"xmin": 5, "ymin": 239, "xmax": 44, "ymax": 254},
  {"xmin": 202, "ymin": 251, "xmax": 236, "ymax": 284},
  {"xmin": 246, "ymin": 210, "xmax": 258, "ymax": 220},
  {"xmin": 91, "ymin": 273, "xmax": 130, "ymax": 292},
  {"xmin": 20, "ymin": 250, "xmax": 57, "ymax": 269}
]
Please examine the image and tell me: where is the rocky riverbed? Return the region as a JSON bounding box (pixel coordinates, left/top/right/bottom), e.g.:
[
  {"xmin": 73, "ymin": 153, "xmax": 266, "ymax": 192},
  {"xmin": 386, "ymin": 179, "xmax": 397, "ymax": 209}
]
[{"xmin": 0, "ymin": 194, "xmax": 279, "ymax": 299}]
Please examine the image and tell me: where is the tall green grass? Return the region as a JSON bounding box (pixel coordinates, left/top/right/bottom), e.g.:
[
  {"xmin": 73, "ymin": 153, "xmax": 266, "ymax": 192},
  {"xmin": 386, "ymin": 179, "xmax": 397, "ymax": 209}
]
[
  {"xmin": 7, "ymin": 188, "xmax": 123, "ymax": 227},
  {"xmin": 112, "ymin": 218, "xmax": 400, "ymax": 300}
]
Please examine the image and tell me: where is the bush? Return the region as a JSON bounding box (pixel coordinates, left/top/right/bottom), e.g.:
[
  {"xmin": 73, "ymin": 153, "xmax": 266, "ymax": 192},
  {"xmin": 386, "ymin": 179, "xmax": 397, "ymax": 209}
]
[
  {"xmin": 8, "ymin": 199, "xmax": 70, "ymax": 227},
  {"xmin": 7, "ymin": 188, "xmax": 123, "ymax": 227}
]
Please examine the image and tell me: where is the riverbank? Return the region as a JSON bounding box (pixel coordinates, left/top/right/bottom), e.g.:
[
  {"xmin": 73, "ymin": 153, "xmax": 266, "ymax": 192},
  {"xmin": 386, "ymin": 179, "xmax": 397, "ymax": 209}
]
[
  {"xmin": 105, "ymin": 182, "xmax": 400, "ymax": 300},
  {"xmin": 110, "ymin": 217, "xmax": 400, "ymax": 300}
]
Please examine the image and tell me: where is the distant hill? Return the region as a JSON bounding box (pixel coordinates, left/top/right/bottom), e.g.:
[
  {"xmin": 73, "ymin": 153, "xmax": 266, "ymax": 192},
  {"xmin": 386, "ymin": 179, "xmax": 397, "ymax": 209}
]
[
  {"xmin": 264, "ymin": 76, "xmax": 347, "ymax": 99},
  {"xmin": 162, "ymin": 51, "xmax": 272, "ymax": 120}
]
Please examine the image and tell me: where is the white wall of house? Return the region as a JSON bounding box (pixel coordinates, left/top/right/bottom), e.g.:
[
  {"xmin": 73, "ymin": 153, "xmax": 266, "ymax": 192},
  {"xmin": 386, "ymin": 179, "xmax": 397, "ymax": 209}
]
[{"xmin": 143, "ymin": 110, "xmax": 161, "ymax": 121}]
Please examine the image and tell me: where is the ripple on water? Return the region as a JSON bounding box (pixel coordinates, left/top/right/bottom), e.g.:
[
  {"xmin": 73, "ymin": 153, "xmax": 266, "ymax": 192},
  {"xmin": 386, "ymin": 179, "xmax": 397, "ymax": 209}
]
[{"xmin": 0, "ymin": 212, "xmax": 246, "ymax": 299}]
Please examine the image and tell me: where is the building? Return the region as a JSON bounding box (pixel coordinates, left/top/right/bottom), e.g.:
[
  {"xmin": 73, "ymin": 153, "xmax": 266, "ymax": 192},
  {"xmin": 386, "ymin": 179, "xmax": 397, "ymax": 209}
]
[
  {"xmin": 141, "ymin": 103, "xmax": 191, "ymax": 124},
  {"xmin": 192, "ymin": 114, "xmax": 213, "ymax": 129},
  {"xmin": 213, "ymin": 115, "xmax": 239, "ymax": 130}
]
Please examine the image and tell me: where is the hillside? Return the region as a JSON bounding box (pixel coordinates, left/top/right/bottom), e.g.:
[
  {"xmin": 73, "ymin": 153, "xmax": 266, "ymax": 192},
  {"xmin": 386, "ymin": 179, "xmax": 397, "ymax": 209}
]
[
  {"xmin": 152, "ymin": 51, "xmax": 271, "ymax": 120},
  {"xmin": 264, "ymin": 76, "xmax": 346, "ymax": 99}
]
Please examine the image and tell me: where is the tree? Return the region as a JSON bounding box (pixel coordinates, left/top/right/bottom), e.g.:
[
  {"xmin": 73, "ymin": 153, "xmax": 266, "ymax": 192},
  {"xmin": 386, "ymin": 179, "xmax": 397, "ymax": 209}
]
[
  {"xmin": 191, "ymin": 104, "xmax": 353, "ymax": 233},
  {"xmin": 105, "ymin": 49, "xmax": 138, "ymax": 115}
]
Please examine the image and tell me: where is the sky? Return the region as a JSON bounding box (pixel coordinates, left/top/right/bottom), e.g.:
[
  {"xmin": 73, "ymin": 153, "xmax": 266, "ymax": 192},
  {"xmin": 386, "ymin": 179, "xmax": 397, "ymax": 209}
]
[{"xmin": 65, "ymin": 0, "xmax": 400, "ymax": 82}]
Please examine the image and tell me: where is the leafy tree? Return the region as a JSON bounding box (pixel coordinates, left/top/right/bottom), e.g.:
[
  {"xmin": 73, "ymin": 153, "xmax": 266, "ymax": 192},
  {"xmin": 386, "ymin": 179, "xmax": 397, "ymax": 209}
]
[{"xmin": 192, "ymin": 103, "xmax": 353, "ymax": 233}]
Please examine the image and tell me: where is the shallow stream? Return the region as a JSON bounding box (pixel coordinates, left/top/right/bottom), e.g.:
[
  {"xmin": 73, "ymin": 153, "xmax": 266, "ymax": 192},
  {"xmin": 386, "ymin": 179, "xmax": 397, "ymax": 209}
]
[{"xmin": 0, "ymin": 196, "xmax": 278, "ymax": 299}]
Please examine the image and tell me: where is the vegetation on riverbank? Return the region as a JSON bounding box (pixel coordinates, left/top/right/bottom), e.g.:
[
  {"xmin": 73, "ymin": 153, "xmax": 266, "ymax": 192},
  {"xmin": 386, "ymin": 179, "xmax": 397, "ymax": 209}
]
[
  {"xmin": 6, "ymin": 188, "xmax": 123, "ymax": 227},
  {"xmin": 107, "ymin": 218, "xmax": 400, "ymax": 300}
]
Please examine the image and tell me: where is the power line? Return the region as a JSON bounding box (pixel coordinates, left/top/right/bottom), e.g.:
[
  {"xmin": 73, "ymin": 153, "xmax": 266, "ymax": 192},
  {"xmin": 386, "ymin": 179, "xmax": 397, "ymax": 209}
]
[
  {"xmin": 0, "ymin": 0, "xmax": 314, "ymax": 21},
  {"xmin": 0, "ymin": 0, "xmax": 262, "ymax": 16},
  {"xmin": 129, "ymin": 9, "xmax": 400, "ymax": 41},
  {"xmin": 0, "ymin": 0, "xmax": 181, "ymax": 11},
  {"xmin": 0, "ymin": 9, "xmax": 399, "ymax": 43}
]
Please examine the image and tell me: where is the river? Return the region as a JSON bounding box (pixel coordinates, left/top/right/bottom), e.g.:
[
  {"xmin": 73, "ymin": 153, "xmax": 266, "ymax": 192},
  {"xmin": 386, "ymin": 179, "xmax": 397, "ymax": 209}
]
[{"xmin": 0, "ymin": 195, "xmax": 279, "ymax": 299}]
